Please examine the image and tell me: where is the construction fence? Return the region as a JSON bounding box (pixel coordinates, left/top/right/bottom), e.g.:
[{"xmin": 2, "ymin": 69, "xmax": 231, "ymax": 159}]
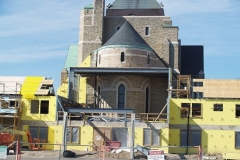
[{"xmin": 2, "ymin": 141, "xmax": 227, "ymax": 160}]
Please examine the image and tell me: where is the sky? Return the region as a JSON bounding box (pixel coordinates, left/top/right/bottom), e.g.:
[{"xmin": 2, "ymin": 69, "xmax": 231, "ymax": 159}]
[{"xmin": 0, "ymin": 0, "xmax": 240, "ymax": 89}]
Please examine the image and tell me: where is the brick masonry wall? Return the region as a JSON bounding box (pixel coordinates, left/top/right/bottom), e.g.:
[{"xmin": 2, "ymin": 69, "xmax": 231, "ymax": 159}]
[
  {"xmin": 97, "ymin": 47, "xmax": 166, "ymax": 68},
  {"xmin": 103, "ymin": 16, "xmax": 180, "ymax": 70},
  {"xmin": 96, "ymin": 75, "xmax": 168, "ymax": 113},
  {"xmin": 78, "ymin": 0, "xmax": 104, "ymax": 65}
]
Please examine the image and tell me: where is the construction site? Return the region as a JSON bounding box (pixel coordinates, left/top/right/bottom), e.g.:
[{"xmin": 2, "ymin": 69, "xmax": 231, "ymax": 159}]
[{"xmin": 1, "ymin": 0, "xmax": 240, "ymax": 159}]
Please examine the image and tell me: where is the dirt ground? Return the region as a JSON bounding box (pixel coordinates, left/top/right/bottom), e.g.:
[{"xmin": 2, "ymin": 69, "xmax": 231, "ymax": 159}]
[{"xmin": 7, "ymin": 150, "xmax": 224, "ymax": 160}]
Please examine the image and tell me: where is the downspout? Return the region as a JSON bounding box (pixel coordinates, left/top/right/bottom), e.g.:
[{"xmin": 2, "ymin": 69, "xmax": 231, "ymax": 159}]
[
  {"xmin": 94, "ymin": 51, "xmax": 98, "ymax": 108},
  {"xmin": 167, "ymin": 68, "xmax": 172, "ymax": 124}
]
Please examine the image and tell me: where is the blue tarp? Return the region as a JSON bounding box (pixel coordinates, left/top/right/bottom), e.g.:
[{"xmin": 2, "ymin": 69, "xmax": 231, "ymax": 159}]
[{"xmin": 0, "ymin": 108, "xmax": 17, "ymax": 114}]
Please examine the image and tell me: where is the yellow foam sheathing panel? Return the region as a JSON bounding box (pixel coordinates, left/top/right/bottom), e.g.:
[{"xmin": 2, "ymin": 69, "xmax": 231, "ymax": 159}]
[
  {"xmin": 21, "ymin": 76, "xmax": 43, "ymax": 98},
  {"xmin": 79, "ymin": 55, "xmax": 90, "ymax": 103}
]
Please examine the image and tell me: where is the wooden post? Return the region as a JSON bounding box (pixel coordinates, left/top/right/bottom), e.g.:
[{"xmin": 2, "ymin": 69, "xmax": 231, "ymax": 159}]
[{"xmin": 15, "ymin": 141, "xmax": 21, "ymax": 160}]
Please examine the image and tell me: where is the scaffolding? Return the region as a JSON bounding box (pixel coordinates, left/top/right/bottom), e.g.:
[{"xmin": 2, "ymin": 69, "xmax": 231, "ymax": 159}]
[
  {"xmin": 0, "ymin": 77, "xmax": 23, "ymax": 133},
  {"xmin": 168, "ymin": 75, "xmax": 191, "ymax": 98}
]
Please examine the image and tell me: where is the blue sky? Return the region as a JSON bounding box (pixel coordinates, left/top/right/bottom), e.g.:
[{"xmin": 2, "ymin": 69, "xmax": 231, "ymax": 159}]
[{"xmin": 0, "ymin": 0, "xmax": 240, "ymax": 89}]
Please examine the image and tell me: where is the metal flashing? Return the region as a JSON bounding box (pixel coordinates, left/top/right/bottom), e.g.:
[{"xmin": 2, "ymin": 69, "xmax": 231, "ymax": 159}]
[
  {"xmin": 98, "ymin": 44, "xmax": 154, "ymax": 52},
  {"xmin": 162, "ymin": 25, "xmax": 178, "ymax": 28},
  {"xmin": 83, "ymin": 4, "xmax": 93, "ymax": 9},
  {"xmin": 109, "ymin": 0, "xmax": 161, "ymax": 9},
  {"xmin": 69, "ymin": 67, "xmax": 169, "ymax": 77}
]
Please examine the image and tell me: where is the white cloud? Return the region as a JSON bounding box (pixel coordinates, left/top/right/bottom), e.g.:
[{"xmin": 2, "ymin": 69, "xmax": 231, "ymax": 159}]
[
  {"xmin": 0, "ymin": 45, "xmax": 67, "ymax": 63},
  {"xmin": 160, "ymin": 0, "xmax": 239, "ymax": 16},
  {"xmin": 0, "ymin": 1, "xmax": 82, "ymax": 37}
]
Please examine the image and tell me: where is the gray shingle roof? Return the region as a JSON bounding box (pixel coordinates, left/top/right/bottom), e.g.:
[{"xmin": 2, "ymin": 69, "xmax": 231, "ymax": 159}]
[
  {"xmin": 102, "ymin": 21, "xmax": 153, "ymax": 51},
  {"xmin": 109, "ymin": 0, "xmax": 161, "ymax": 9}
]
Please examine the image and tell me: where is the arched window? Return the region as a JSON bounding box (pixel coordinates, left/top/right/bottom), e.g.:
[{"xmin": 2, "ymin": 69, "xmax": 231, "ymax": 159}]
[
  {"xmin": 147, "ymin": 55, "xmax": 150, "ymax": 65},
  {"xmin": 121, "ymin": 52, "xmax": 125, "ymax": 62},
  {"xmin": 145, "ymin": 87, "xmax": 149, "ymax": 113},
  {"xmin": 118, "ymin": 84, "xmax": 125, "ymax": 109},
  {"xmin": 145, "ymin": 27, "xmax": 149, "ymax": 36}
]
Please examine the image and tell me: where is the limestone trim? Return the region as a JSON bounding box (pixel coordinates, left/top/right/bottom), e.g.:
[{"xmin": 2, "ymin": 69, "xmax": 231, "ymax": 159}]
[
  {"xmin": 101, "ymin": 88, "xmax": 145, "ymax": 92},
  {"xmin": 100, "ymin": 53, "xmax": 159, "ymax": 61},
  {"xmin": 97, "ymin": 78, "xmax": 104, "ymax": 89},
  {"xmin": 112, "ymin": 77, "xmax": 132, "ymax": 89},
  {"xmin": 115, "ymin": 82, "xmax": 127, "ymax": 109},
  {"xmin": 98, "ymin": 45, "xmax": 154, "ymax": 52},
  {"xmin": 141, "ymin": 79, "xmax": 151, "ymax": 90}
]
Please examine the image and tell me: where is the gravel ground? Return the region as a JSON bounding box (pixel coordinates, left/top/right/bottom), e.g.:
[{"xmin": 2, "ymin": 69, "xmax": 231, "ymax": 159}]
[{"xmin": 5, "ymin": 150, "xmax": 223, "ymax": 160}]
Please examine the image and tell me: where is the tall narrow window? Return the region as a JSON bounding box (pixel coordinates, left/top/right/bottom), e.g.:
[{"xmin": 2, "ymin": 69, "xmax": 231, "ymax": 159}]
[
  {"xmin": 121, "ymin": 52, "xmax": 125, "ymax": 62},
  {"xmin": 145, "ymin": 87, "xmax": 149, "ymax": 113},
  {"xmin": 66, "ymin": 127, "xmax": 79, "ymax": 143},
  {"xmin": 118, "ymin": 84, "xmax": 125, "ymax": 109},
  {"xmin": 192, "ymin": 103, "xmax": 202, "ymax": 117},
  {"xmin": 143, "ymin": 128, "xmax": 160, "ymax": 146},
  {"xmin": 145, "ymin": 27, "xmax": 149, "ymax": 35},
  {"xmin": 147, "ymin": 55, "xmax": 150, "ymax": 65},
  {"xmin": 236, "ymin": 131, "xmax": 240, "ymax": 148},
  {"xmin": 31, "ymin": 100, "xmax": 39, "ymax": 114},
  {"xmin": 98, "ymin": 86, "xmax": 101, "ymax": 108},
  {"xmin": 99, "ymin": 55, "xmax": 101, "ymax": 64},
  {"xmin": 40, "ymin": 100, "xmax": 49, "ymax": 114},
  {"xmin": 117, "ymin": 27, "xmax": 120, "ymax": 31}
]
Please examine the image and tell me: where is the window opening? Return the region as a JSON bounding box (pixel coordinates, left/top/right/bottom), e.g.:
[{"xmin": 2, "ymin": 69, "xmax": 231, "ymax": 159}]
[
  {"xmin": 193, "ymin": 82, "xmax": 203, "ymax": 87},
  {"xmin": 66, "ymin": 127, "xmax": 79, "ymax": 143},
  {"xmin": 192, "ymin": 103, "xmax": 202, "ymax": 117},
  {"xmin": 31, "ymin": 100, "xmax": 39, "ymax": 114},
  {"xmin": 194, "ymin": 92, "xmax": 203, "ymax": 98},
  {"xmin": 214, "ymin": 104, "xmax": 223, "ymax": 111},
  {"xmin": 9, "ymin": 101, "xmax": 16, "ymax": 107},
  {"xmin": 181, "ymin": 103, "xmax": 190, "ymax": 118},
  {"xmin": 121, "ymin": 52, "xmax": 125, "ymax": 62},
  {"xmin": 180, "ymin": 130, "xmax": 201, "ymax": 146},
  {"xmin": 236, "ymin": 131, "xmax": 240, "ymax": 148},
  {"xmin": 143, "ymin": 128, "xmax": 160, "ymax": 146},
  {"xmin": 118, "ymin": 84, "xmax": 125, "ymax": 109},
  {"xmin": 145, "ymin": 27, "xmax": 149, "ymax": 35},
  {"xmin": 145, "ymin": 87, "xmax": 149, "ymax": 113},
  {"xmin": 29, "ymin": 126, "xmax": 48, "ymax": 142},
  {"xmin": 236, "ymin": 105, "xmax": 240, "ymax": 118},
  {"xmin": 143, "ymin": 128, "xmax": 151, "ymax": 146},
  {"xmin": 40, "ymin": 100, "xmax": 49, "ymax": 114},
  {"xmin": 147, "ymin": 55, "xmax": 150, "ymax": 65},
  {"xmin": 152, "ymin": 129, "xmax": 160, "ymax": 146},
  {"xmin": 117, "ymin": 27, "xmax": 120, "ymax": 31},
  {"xmin": 112, "ymin": 128, "xmax": 128, "ymax": 147},
  {"xmin": 98, "ymin": 86, "xmax": 101, "ymax": 108}
]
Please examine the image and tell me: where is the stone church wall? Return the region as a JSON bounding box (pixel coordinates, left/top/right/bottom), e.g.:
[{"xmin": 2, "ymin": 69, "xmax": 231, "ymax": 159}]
[{"xmin": 97, "ymin": 75, "xmax": 168, "ymax": 113}]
